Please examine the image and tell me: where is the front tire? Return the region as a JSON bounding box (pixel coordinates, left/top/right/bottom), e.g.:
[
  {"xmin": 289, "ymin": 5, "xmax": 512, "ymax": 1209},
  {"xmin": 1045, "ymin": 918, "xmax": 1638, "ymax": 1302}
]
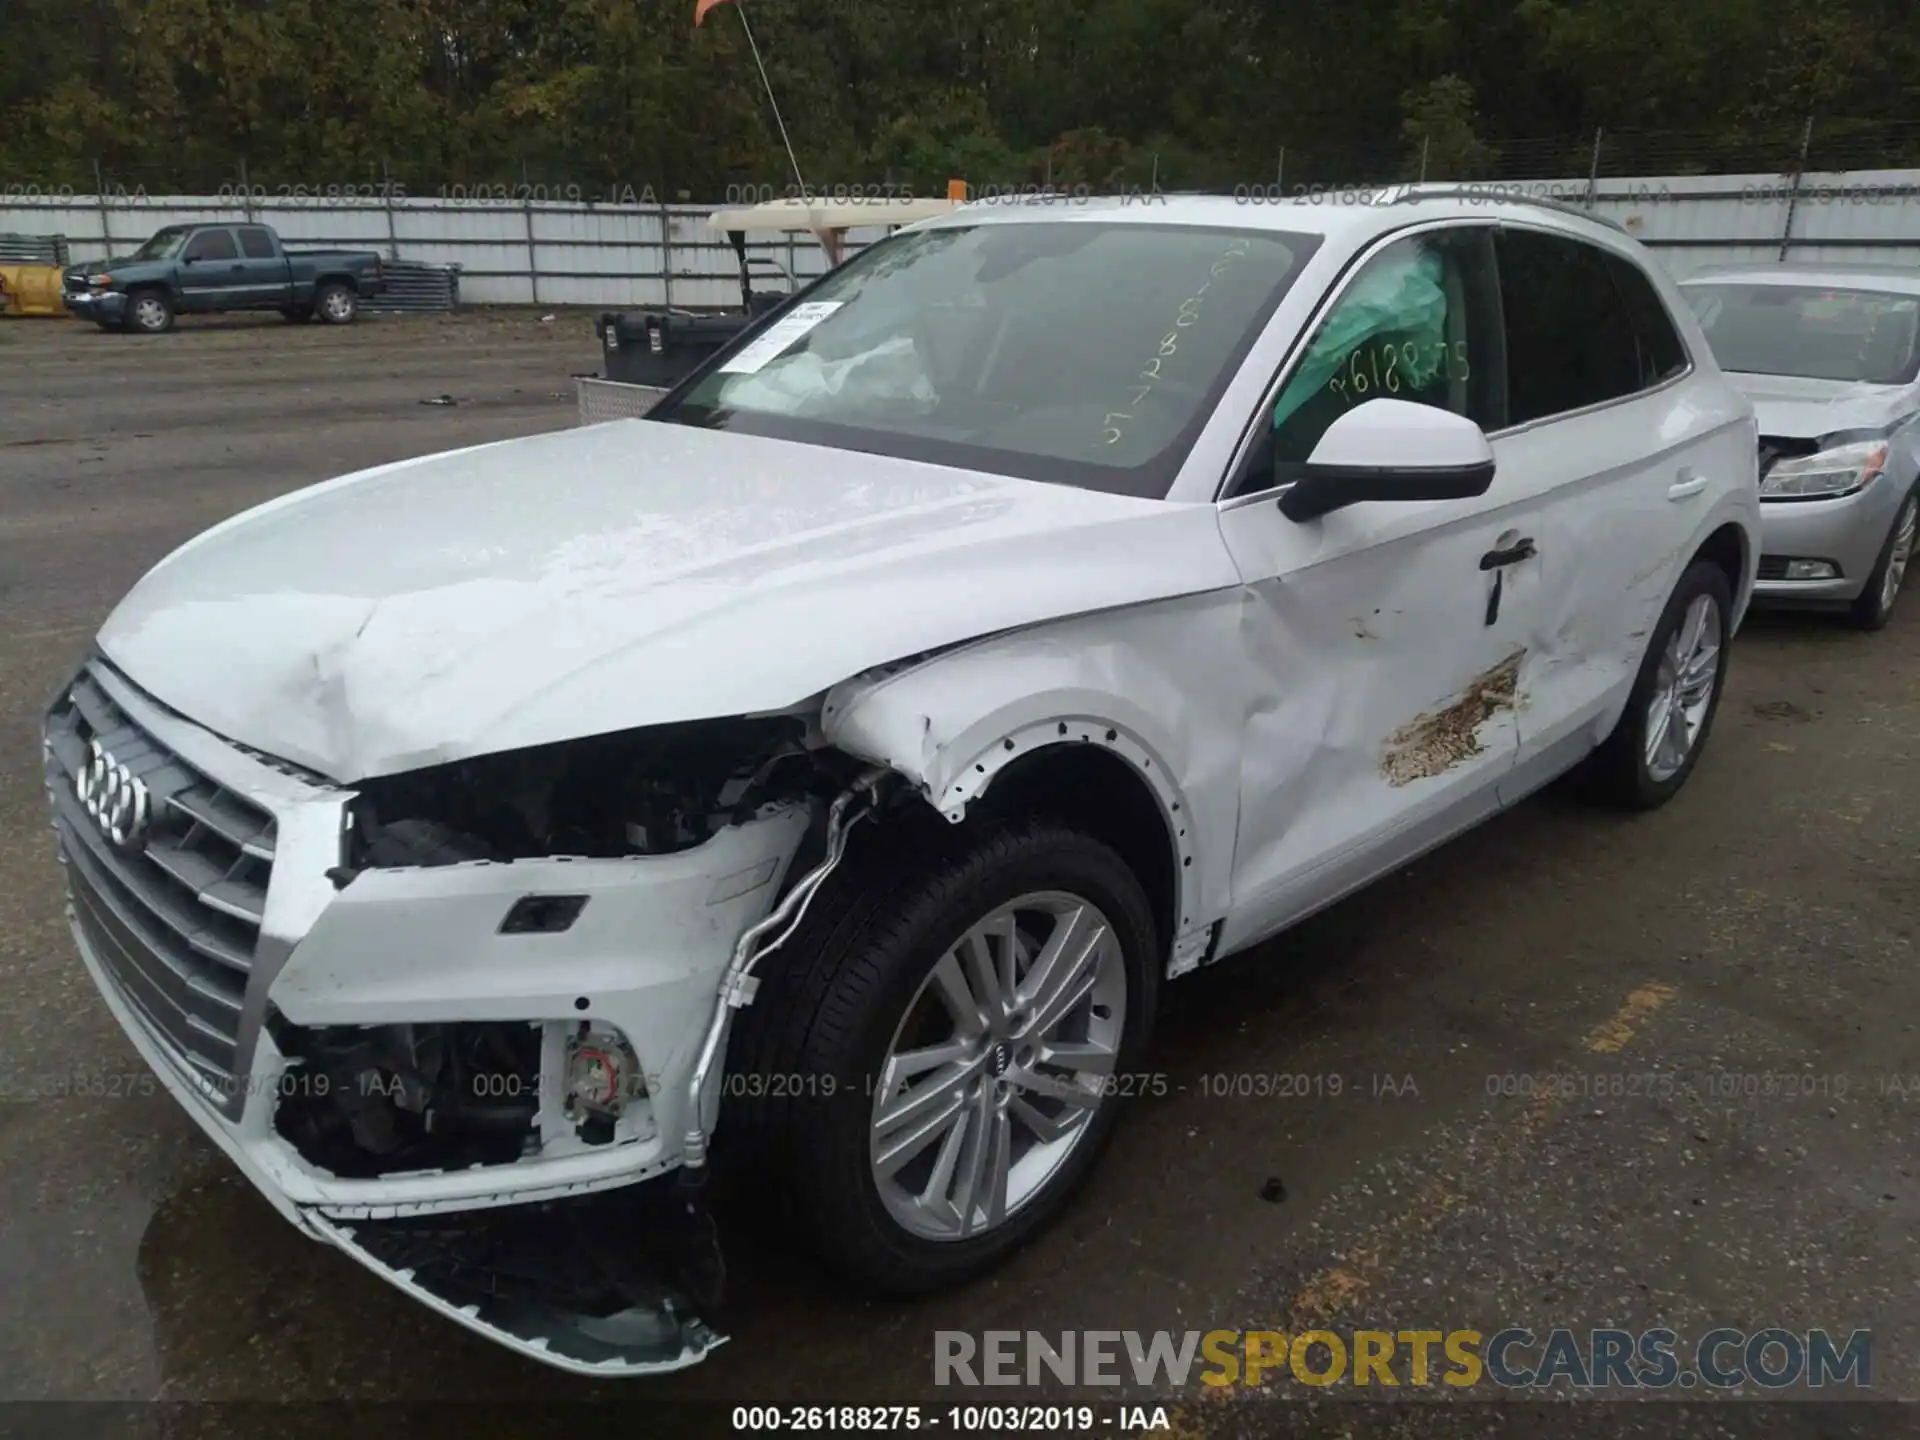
[
  {"xmin": 1849, "ymin": 488, "xmax": 1917, "ymax": 632},
  {"xmin": 731, "ymin": 818, "xmax": 1160, "ymax": 1295},
  {"xmin": 125, "ymin": 289, "xmax": 173, "ymax": 334},
  {"xmin": 1584, "ymin": 559, "xmax": 1733, "ymax": 810}
]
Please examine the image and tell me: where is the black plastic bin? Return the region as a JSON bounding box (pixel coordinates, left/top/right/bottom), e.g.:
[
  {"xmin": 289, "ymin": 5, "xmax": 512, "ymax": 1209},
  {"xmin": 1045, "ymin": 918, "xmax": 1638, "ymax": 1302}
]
[{"xmin": 595, "ymin": 310, "xmax": 754, "ymax": 388}]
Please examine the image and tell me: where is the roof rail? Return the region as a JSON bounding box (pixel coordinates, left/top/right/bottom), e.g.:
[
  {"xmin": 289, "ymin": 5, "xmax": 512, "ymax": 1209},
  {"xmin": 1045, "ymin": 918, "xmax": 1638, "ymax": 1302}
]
[{"xmin": 1386, "ymin": 184, "xmax": 1628, "ymax": 234}]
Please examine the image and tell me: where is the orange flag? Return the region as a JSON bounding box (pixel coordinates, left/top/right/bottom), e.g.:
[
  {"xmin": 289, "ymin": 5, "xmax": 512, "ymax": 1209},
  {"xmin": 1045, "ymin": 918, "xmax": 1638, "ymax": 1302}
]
[{"xmin": 694, "ymin": 0, "xmax": 735, "ymax": 24}]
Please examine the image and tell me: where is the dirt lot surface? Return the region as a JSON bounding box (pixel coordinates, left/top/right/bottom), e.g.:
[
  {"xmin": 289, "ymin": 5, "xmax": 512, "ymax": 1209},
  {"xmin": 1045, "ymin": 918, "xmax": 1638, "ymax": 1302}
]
[{"xmin": 1, "ymin": 312, "xmax": 1917, "ymax": 1438}]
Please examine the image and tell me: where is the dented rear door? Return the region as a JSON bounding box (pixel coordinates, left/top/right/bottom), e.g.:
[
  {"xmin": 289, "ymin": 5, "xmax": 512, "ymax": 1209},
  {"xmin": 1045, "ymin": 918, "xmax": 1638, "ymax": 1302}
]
[{"xmin": 1486, "ymin": 225, "xmax": 1712, "ymax": 801}]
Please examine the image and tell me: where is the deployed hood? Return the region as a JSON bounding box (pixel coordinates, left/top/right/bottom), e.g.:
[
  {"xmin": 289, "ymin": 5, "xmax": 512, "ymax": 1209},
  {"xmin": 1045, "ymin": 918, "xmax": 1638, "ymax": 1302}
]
[
  {"xmin": 96, "ymin": 420, "xmax": 1239, "ymax": 782},
  {"xmin": 1725, "ymin": 372, "xmax": 1915, "ymax": 441}
]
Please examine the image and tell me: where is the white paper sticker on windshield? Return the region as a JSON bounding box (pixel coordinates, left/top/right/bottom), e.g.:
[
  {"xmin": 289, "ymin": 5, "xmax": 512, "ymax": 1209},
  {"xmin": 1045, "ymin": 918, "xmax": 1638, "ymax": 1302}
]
[{"xmin": 719, "ymin": 301, "xmax": 844, "ymax": 374}]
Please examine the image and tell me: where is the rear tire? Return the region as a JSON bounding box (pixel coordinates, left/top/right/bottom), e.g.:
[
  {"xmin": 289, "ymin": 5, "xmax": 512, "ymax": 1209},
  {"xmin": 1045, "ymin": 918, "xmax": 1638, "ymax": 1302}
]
[
  {"xmin": 1848, "ymin": 488, "xmax": 1917, "ymax": 632},
  {"xmin": 1582, "ymin": 559, "xmax": 1733, "ymax": 810},
  {"xmin": 313, "ymin": 282, "xmax": 357, "ymax": 325},
  {"xmin": 728, "ymin": 816, "xmax": 1160, "ymax": 1296}
]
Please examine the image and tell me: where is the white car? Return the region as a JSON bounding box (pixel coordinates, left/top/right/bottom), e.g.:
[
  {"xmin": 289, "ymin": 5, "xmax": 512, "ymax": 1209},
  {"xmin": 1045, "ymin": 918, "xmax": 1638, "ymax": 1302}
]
[
  {"xmin": 1678, "ymin": 264, "xmax": 1920, "ymax": 629},
  {"xmin": 44, "ymin": 188, "xmax": 1760, "ymax": 1377}
]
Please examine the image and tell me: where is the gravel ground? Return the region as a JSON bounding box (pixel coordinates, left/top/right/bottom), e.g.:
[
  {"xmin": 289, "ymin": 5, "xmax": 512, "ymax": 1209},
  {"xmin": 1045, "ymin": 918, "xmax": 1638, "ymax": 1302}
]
[{"xmin": 0, "ymin": 311, "xmax": 1916, "ymax": 1438}]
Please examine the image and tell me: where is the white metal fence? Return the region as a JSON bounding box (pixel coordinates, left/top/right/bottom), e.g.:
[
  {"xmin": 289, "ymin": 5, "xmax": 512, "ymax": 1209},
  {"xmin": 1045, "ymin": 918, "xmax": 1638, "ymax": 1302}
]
[
  {"xmin": 1, "ymin": 167, "xmax": 1917, "ymax": 307},
  {"xmin": 0, "ymin": 194, "xmax": 894, "ymax": 308}
]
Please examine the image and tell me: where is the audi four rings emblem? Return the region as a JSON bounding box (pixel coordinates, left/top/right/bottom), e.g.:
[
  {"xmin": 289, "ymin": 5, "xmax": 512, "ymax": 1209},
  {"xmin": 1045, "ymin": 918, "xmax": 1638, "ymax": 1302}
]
[{"xmin": 75, "ymin": 739, "xmax": 151, "ymax": 849}]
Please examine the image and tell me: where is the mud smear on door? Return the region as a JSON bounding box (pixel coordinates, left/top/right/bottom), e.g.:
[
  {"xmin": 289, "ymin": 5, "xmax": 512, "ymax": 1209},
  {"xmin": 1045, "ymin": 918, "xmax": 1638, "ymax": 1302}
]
[{"xmin": 1379, "ymin": 649, "xmax": 1525, "ymax": 787}]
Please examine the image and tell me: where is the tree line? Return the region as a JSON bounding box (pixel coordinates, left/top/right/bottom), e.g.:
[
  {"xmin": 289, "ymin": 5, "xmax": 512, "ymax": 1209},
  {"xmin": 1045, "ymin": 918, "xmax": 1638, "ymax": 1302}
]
[{"xmin": 4, "ymin": 0, "xmax": 1920, "ymax": 198}]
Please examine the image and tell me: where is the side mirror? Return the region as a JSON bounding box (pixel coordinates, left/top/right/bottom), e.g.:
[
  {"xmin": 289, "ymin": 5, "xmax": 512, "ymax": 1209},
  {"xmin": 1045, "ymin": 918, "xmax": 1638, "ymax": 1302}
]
[{"xmin": 1278, "ymin": 398, "xmax": 1496, "ymax": 522}]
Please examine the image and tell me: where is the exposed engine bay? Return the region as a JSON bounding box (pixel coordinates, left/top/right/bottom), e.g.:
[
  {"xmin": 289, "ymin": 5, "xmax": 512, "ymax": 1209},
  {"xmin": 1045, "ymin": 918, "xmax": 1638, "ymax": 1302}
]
[{"xmin": 337, "ymin": 714, "xmax": 869, "ymax": 873}]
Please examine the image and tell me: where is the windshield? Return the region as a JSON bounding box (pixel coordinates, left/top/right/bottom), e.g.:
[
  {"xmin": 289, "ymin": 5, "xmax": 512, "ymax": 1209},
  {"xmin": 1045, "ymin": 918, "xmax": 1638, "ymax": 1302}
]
[
  {"xmin": 1682, "ymin": 282, "xmax": 1920, "ymax": 385},
  {"xmin": 652, "ymin": 221, "xmax": 1321, "ymax": 497},
  {"xmin": 125, "ymin": 227, "xmax": 190, "ymax": 262}
]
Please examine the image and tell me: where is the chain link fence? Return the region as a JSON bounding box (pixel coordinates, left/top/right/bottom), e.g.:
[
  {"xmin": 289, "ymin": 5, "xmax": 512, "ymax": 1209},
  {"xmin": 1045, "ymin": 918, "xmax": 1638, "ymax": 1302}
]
[{"xmin": 8, "ymin": 116, "xmax": 1920, "ymax": 203}]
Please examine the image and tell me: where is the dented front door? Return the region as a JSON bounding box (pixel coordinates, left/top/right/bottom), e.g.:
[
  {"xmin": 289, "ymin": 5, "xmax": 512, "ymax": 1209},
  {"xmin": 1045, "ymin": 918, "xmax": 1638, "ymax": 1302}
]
[{"xmin": 1212, "ymin": 487, "xmax": 1546, "ymax": 952}]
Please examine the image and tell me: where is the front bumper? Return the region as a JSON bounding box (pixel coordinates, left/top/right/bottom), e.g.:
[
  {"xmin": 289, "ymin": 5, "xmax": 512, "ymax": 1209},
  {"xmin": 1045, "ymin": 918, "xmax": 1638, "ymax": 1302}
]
[
  {"xmin": 62, "ymin": 289, "xmax": 128, "ymax": 324},
  {"xmin": 1753, "ymin": 473, "xmax": 1908, "ymax": 604},
  {"xmin": 70, "ymin": 907, "xmax": 727, "ymax": 1373},
  {"xmin": 47, "ymin": 654, "xmax": 812, "ymax": 1375}
]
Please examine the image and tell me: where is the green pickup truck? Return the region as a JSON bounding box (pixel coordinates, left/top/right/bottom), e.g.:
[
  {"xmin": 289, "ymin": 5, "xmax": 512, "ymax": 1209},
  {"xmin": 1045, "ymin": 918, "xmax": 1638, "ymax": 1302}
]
[{"xmin": 62, "ymin": 222, "xmax": 386, "ymax": 333}]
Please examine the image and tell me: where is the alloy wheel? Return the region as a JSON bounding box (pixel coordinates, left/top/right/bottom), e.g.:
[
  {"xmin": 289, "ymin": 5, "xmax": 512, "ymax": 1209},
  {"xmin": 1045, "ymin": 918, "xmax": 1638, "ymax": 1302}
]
[
  {"xmin": 1881, "ymin": 497, "xmax": 1917, "ymax": 617},
  {"xmin": 869, "ymin": 891, "xmax": 1126, "ymax": 1242},
  {"xmin": 1644, "ymin": 592, "xmax": 1723, "ymax": 784}
]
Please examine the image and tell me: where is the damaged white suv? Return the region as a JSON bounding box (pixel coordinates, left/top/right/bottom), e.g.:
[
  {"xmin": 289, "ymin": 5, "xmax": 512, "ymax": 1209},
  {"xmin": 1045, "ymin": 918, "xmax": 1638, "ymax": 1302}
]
[{"xmin": 45, "ymin": 190, "xmax": 1760, "ymax": 1376}]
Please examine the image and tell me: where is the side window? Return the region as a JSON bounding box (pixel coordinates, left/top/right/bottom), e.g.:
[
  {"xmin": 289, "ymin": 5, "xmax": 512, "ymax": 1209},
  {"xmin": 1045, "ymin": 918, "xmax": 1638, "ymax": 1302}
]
[
  {"xmin": 1497, "ymin": 228, "xmax": 1641, "ymax": 424},
  {"xmin": 1602, "ymin": 252, "xmax": 1689, "ymax": 388},
  {"xmin": 183, "ymin": 229, "xmax": 238, "ymax": 262},
  {"xmin": 1266, "ymin": 227, "xmax": 1506, "ymax": 470},
  {"xmin": 237, "ymin": 227, "xmax": 277, "ymax": 260}
]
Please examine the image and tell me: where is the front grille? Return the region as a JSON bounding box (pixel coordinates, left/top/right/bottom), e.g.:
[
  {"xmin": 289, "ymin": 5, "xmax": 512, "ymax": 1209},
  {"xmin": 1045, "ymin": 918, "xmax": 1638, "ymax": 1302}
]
[
  {"xmin": 1756, "ymin": 557, "xmax": 1790, "ymax": 581},
  {"xmin": 45, "ymin": 663, "xmax": 276, "ymax": 1113}
]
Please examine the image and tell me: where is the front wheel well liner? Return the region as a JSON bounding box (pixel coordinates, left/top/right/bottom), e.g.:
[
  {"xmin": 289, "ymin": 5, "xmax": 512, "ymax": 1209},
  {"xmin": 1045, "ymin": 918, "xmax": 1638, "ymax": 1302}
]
[
  {"xmin": 957, "ymin": 739, "xmax": 1181, "ymax": 965},
  {"xmin": 1691, "ymin": 522, "xmax": 1748, "ymax": 609}
]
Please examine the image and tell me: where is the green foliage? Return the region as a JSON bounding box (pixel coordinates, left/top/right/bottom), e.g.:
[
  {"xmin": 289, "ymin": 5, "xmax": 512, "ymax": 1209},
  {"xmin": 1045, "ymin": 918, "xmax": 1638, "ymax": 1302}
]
[
  {"xmin": 1, "ymin": 0, "xmax": 1916, "ymax": 193},
  {"xmin": 1401, "ymin": 77, "xmax": 1497, "ymax": 179}
]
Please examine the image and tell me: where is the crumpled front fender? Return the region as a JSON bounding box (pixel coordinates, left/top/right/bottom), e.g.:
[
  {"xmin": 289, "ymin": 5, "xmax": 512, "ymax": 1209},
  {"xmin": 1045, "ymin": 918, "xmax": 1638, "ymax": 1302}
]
[{"xmin": 820, "ymin": 590, "xmax": 1251, "ymax": 976}]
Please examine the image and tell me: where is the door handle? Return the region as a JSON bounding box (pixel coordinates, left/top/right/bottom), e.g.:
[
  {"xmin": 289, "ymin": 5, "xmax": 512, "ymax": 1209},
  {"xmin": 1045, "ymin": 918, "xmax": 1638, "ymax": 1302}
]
[
  {"xmin": 1479, "ymin": 538, "xmax": 1537, "ymax": 570},
  {"xmin": 1668, "ymin": 469, "xmax": 1707, "ymax": 501},
  {"xmin": 1479, "ymin": 537, "xmax": 1536, "ymax": 626}
]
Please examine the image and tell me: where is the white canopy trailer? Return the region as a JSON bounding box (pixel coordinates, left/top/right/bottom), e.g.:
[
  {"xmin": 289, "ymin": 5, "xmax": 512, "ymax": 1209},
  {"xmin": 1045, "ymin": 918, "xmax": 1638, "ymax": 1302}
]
[
  {"xmin": 572, "ymin": 192, "xmax": 956, "ymax": 416},
  {"xmin": 709, "ymin": 195, "xmax": 960, "ymax": 290},
  {"xmin": 578, "ymin": 195, "xmax": 960, "ymax": 423}
]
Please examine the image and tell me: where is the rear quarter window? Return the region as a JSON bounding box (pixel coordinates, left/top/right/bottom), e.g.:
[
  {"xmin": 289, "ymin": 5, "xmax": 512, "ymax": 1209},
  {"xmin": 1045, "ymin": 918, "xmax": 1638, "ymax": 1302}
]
[
  {"xmin": 1604, "ymin": 254, "xmax": 1690, "ymax": 387},
  {"xmin": 1497, "ymin": 227, "xmax": 1642, "ymax": 424}
]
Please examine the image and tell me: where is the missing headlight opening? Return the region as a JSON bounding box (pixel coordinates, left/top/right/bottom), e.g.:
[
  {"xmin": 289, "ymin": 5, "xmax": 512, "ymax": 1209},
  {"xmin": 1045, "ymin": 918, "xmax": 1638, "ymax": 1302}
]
[{"xmin": 340, "ymin": 715, "xmax": 853, "ymax": 874}]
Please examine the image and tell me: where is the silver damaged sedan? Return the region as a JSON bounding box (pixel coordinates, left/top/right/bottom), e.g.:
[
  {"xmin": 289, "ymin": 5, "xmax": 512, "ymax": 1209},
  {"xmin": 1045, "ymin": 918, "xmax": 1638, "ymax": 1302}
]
[{"xmin": 1680, "ymin": 264, "xmax": 1920, "ymax": 630}]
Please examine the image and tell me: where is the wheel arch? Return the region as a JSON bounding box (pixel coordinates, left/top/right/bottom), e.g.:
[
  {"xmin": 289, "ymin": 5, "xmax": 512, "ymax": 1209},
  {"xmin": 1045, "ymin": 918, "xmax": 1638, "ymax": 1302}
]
[
  {"xmin": 1689, "ymin": 520, "xmax": 1750, "ymax": 621},
  {"xmin": 823, "ymin": 650, "xmax": 1227, "ymax": 980},
  {"xmin": 122, "ymin": 282, "xmax": 175, "ymax": 331},
  {"xmin": 942, "ymin": 724, "xmax": 1192, "ymax": 966}
]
